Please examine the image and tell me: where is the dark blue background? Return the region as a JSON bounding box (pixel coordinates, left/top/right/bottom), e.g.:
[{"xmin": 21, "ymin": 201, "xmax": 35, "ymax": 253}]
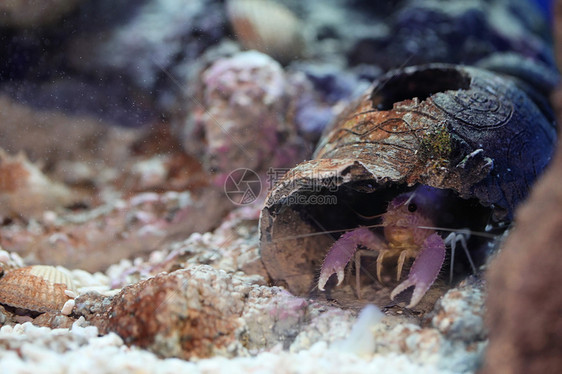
[{"xmin": 533, "ymin": 0, "xmax": 552, "ymax": 20}]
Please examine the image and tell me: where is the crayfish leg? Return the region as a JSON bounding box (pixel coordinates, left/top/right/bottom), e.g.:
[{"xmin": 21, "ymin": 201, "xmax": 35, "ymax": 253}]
[
  {"xmin": 355, "ymin": 249, "xmax": 380, "ymax": 299},
  {"xmin": 444, "ymin": 230, "xmax": 475, "ymax": 284},
  {"xmin": 396, "ymin": 249, "xmax": 417, "ymax": 282},
  {"xmin": 376, "ymin": 249, "xmax": 388, "ymax": 283}
]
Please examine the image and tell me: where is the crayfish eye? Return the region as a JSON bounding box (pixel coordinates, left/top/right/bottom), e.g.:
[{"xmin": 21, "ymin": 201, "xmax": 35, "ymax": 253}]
[{"xmin": 407, "ymin": 203, "xmax": 417, "ymax": 212}]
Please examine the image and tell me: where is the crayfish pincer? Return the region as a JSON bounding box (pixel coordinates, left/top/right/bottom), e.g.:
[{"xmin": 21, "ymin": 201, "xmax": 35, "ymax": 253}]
[{"xmin": 259, "ymin": 64, "xmax": 556, "ymax": 309}]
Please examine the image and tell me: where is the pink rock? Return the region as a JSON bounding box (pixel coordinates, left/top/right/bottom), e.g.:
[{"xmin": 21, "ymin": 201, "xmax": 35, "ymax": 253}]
[{"xmin": 180, "ymin": 51, "xmax": 308, "ymax": 179}]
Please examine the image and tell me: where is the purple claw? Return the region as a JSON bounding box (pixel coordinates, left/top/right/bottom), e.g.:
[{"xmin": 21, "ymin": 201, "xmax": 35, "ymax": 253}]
[
  {"xmin": 318, "ymin": 227, "xmax": 382, "ymax": 291},
  {"xmin": 390, "ymin": 233, "xmax": 445, "ymax": 308}
]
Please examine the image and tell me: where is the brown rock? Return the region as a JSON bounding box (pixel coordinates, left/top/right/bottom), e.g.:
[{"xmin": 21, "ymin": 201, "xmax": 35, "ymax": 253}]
[
  {"xmin": 101, "ymin": 266, "xmax": 246, "ymax": 359},
  {"xmin": 481, "ymin": 128, "xmax": 562, "ymax": 374},
  {"xmin": 32, "ymin": 312, "xmax": 75, "ymax": 329},
  {"xmin": 74, "ymin": 292, "xmax": 113, "ymax": 327},
  {"xmin": 481, "ymin": 4, "xmax": 562, "ymax": 370}
]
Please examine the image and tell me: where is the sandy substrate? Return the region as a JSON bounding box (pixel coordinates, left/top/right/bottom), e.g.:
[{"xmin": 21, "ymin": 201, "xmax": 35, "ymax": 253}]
[{"xmin": 0, "ymin": 202, "xmax": 489, "ymax": 373}]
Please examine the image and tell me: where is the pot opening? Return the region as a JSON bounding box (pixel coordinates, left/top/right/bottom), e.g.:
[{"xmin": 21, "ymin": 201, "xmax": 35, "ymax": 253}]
[
  {"xmin": 263, "ymin": 181, "xmax": 499, "ymax": 302},
  {"xmin": 371, "ymin": 67, "xmax": 471, "ymax": 110}
]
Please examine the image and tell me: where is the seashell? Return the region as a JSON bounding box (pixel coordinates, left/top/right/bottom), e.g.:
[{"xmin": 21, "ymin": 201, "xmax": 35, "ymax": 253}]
[
  {"xmin": 0, "ymin": 265, "xmax": 77, "ymax": 313},
  {"xmin": 259, "ymin": 64, "xmax": 556, "ymax": 295},
  {"xmin": 226, "ymin": 0, "xmax": 306, "ymax": 64}
]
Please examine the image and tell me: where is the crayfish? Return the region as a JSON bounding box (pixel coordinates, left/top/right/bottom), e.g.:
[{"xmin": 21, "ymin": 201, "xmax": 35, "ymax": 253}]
[{"xmin": 318, "ymin": 185, "xmax": 483, "ymax": 308}]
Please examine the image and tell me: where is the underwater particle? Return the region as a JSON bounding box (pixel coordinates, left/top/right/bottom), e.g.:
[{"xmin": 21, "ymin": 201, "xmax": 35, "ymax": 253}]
[{"xmin": 226, "ymin": 0, "xmax": 306, "ymax": 64}]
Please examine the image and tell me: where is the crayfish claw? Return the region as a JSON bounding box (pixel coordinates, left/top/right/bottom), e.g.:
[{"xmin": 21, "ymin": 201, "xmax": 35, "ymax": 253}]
[
  {"xmin": 390, "ymin": 278, "xmax": 429, "ymax": 308},
  {"xmin": 318, "ymin": 265, "xmax": 345, "ymax": 291},
  {"xmin": 390, "ymin": 233, "xmax": 445, "ymax": 308},
  {"xmin": 317, "ymin": 227, "xmax": 381, "ymax": 292}
]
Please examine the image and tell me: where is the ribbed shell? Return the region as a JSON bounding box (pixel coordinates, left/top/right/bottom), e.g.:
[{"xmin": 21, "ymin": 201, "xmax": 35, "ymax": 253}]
[
  {"xmin": 226, "ymin": 0, "xmax": 306, "ymax": 64},
  {"xmin": 0, "ymin": 265, "xmax": 76, "ymax": 313}
]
